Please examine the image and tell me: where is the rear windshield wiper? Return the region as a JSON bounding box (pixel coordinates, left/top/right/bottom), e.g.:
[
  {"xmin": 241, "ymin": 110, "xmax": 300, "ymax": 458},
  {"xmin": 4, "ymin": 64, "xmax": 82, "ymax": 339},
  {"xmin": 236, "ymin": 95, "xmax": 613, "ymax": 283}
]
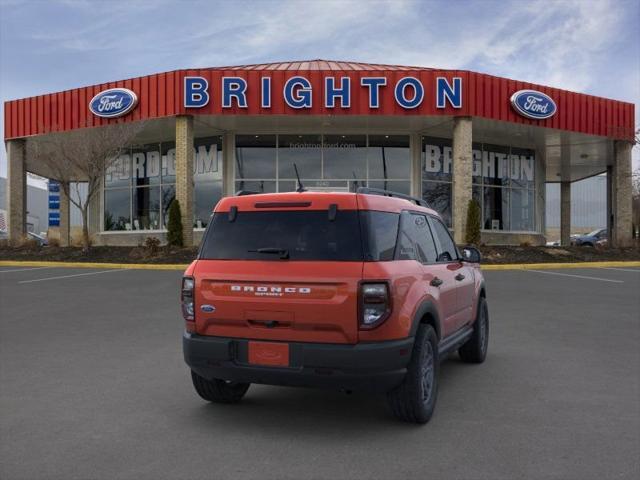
[{"xmin": 248, "ymin": 247, "xmax": 290, "ymax": 259}]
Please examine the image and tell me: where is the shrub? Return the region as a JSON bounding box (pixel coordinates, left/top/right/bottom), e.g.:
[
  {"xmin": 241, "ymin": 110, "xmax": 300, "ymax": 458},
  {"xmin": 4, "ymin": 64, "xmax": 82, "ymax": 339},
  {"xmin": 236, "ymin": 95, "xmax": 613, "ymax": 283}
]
[
  {"xmin": 18, "ymin": 237, "xmax": 40, "ymax": 251},
  {"xmin": 167, "ymin": 199, "xmax": 183, "ymax": 247},
  {"xmin": 48, "ymin": 237, "xmax": 61, "ymax": 248},
  {"xmin": 144, "ymin": 236, "xmax": 161, "ymax": 256},
  {"xmin": 465, "ymin": 199, "xmax": 481, "ymax": 245}
]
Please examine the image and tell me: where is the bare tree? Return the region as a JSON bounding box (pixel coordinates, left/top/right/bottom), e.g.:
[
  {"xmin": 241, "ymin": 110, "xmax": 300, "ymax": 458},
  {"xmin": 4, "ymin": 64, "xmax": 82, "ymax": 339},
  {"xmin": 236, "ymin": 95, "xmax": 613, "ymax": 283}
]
[{"xmin": 27, "ymin": 121, "xmax": 144, "ymax": 250}]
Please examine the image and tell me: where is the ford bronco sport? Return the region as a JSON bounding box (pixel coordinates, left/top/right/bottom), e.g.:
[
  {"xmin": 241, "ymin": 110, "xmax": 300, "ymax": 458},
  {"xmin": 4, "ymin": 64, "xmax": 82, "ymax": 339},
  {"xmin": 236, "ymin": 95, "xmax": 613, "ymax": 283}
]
[{"xmin": 182, "ymin": 188, "xmax": 488, "ymax": 423}]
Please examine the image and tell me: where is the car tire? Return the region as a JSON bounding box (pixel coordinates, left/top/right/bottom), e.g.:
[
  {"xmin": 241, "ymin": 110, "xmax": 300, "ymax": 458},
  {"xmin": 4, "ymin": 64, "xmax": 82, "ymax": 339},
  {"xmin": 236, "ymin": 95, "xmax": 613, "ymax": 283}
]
[
  {"xmin": 387, "ymin": 324, "xmax": 439, "ymax": 424},
  {"xmin": 459, "ymin": 296, "xmax": 489, "ymax": 364},
  {"xmin": 191, "ymin": 370, "xmax": 250, "ymax": 404}
]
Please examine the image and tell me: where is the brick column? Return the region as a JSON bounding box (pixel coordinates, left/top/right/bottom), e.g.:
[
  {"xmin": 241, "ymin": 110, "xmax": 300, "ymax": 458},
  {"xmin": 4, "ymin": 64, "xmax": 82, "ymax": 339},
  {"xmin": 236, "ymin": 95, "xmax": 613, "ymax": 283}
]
[
  {"xmin": 175, "ymin": 115, "xmax": 194, "ymax": 246},
  {"xmin": 6, "ymin": 139, "xmax": 27, "ymax": 244},
  {"xmin": 560, "ymin": 181, "xmax": 571, "ymax": 246},
  {"xmin": 222, "ymin": 133, "xmax": 235, "ymax": 197},
  {"xmin": 410, "ymin": 133, "xmax": 422, "ymax": 198},
  {"xmin": 59, "ymin": 182, "xmax": 70, "ymax": 246},
  {"xmin": 611, "ymin": 141, "xmax": 633, "ymax": 247},
  {"xmin": 452, "ymin": 117, "xmax": 472, "ymax": 244}
]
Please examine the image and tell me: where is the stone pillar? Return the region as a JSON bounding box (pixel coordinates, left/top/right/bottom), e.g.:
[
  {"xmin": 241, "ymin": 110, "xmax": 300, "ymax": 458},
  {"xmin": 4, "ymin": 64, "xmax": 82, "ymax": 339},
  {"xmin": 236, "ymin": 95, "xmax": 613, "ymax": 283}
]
[
  {"xmin": 6, "ymin": 139, "xmax": 27, "ymax": 244},
  {"xmin": 59, "ymin": 182, "xmax": 70, "ymax": 247},
  {"xmin": 175, "ymin": 115, "xmax": 194, "ymax": 246},
  {"xmin": 560, "ymin": 181, "xmax": 571, "ymax": 246},
  {"xmin": 222, "ymin": 133, "xmax": 235, "ymax": 197},
  {"xmin": 611, "ymin": 141, "xmax": 633, "ymax": 247},
  {"xmin": 410, "ymin": 133, "xmax": 422, "ymax": 198},
  {"xmin": 452, "ymin": 117, "xmax": 473, "ymax": 244}
]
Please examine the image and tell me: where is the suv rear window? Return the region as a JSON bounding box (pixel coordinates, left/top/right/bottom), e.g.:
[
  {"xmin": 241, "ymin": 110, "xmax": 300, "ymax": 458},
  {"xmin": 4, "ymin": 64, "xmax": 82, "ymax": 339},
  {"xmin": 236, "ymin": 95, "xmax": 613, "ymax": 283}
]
[
  {"xmin": 199, "ymin": 209, "xmax": 401, "ymax": 262},
  {"xmin": 199, "ymin": 210, "xmax": 364, "ymax": 261}
]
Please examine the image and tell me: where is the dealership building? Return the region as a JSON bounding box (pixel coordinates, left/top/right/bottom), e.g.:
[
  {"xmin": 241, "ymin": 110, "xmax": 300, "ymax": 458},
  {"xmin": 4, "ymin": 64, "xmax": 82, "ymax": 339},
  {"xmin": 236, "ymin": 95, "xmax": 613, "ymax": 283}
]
[{"xmin": 3, "ymin": 60, "xmax": 635, "ymax": 246}]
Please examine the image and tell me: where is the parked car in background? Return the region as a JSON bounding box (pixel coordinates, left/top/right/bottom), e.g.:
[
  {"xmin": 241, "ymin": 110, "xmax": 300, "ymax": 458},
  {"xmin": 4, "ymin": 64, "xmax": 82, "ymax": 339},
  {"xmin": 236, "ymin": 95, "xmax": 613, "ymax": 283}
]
[
  {"xmin": 572, "ymin": 229, "xmax": 607, "ymax": 247},
  {"xmin": 0, "ymin": 230, "xmax": 48, "ymax": 245},
  {"xmin": 27, "ymin": 231, "xmax": 48, "ymax": 246}
]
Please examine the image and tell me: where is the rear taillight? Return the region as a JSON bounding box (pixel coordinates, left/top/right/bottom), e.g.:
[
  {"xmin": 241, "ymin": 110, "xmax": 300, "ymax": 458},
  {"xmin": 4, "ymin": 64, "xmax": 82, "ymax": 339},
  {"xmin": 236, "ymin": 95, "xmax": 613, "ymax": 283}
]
[
  {"xmin": 181, "ymin": 276, "xmax": 195, "ymax": 321},
  {"xmin": 359, "ymin": 282, "xmax": 391, "ymax": 329}
]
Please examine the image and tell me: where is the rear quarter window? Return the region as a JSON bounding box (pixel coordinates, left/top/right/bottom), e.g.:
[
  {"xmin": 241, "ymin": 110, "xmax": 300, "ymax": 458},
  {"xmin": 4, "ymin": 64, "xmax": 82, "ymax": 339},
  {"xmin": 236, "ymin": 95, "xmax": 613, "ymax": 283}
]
[{"xmin": 359, "ymin": 211, "xmax": 400, "ymax": 261}]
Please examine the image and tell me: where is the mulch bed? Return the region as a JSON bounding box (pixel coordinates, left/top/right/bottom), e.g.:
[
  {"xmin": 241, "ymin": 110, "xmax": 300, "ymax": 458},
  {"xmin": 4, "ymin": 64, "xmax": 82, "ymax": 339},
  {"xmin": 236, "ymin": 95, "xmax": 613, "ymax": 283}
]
[
  {"xmin": 0, "ymin": 244, "xmax": 638, "ymax": 265},
  {"xmin": 479, "ymin": 245, "xmax": 640, "ymax": 264}
]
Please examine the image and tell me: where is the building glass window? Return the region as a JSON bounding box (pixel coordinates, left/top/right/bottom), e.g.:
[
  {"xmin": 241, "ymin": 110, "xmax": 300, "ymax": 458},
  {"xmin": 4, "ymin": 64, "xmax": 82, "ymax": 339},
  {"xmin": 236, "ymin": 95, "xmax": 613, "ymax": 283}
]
[
  {"xmin": 104, "ymin": 188, "xmax": 131, "ymax": 231},
  {"xmin": 103, "ymin": 136, "xmax": 223, "ymax": 232},
  {"xmin": 235, "ymin": 135, "xmax": 277, "ymax": 180},
  {"xmin": 234, "ymin": 134, "xmax": 410, "ymax": 195},
  {"xmin": 422, "ymin": 137, "xmax": 453, "ymax": 227},
  {"xmin": 194, "ymin": 136, "xmax": 223, "ymax": 228},
  {"xmin": 422, "ymin": 136, "xmax": 537, "ymax": 233},
  {"xmin": 322, "ymin": 134, "xmax": 367, "ymax": 180},
  {"xmin": 483, "ymin": 186, "xmax": 509, "ymax": 231},
  {"xmin": 105, "ymin": 154, "xmax": 131, "ymax": 188},
  {"xmin": 368, "ymin": 135, "xmax": 411, "ymax": 180},
  {"xmin": 132, "ymin": 186, "xmax": 160, "ymax": 230},
  {"xmin": 278, "ymin": 134, "xmax": 323, "ymax": 179},
  {"xmin": 161, "ymin": 184, "xmax": 175, "ymax": 228},
  {"xmin": 423, "ymin": 181, "xmax": 452, "ymax": 227}
]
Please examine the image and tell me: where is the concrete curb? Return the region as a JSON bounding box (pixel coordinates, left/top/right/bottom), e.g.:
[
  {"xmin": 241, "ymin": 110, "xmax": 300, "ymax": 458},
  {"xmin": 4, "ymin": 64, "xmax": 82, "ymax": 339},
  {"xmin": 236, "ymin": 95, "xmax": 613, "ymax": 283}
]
[{"xmin": 1, "ymin": 260, "xmax": 639, "ymax": 271}]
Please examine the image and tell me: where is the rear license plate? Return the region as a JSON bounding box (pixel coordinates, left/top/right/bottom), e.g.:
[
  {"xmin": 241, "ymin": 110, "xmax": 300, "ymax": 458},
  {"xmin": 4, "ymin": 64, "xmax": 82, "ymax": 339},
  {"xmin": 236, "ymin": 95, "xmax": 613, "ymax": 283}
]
[{"xmin": 248, "ymin": 341, "xmax": 289, "ymax": 367}]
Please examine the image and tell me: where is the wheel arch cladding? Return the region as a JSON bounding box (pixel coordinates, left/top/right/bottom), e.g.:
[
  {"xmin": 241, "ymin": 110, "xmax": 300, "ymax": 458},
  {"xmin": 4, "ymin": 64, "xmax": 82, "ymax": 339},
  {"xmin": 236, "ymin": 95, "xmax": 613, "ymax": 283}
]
[{"xmin": 410, "ymin": 301, "xmax": 441, "ymax": 340}]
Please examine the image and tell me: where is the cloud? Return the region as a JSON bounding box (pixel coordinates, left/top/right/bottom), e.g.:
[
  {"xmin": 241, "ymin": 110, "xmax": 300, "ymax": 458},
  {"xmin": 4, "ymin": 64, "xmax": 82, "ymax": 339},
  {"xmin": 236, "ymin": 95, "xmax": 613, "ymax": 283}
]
[{"xmin": 1, "ymin": 0, "xmax": 638, "ymax": 174}]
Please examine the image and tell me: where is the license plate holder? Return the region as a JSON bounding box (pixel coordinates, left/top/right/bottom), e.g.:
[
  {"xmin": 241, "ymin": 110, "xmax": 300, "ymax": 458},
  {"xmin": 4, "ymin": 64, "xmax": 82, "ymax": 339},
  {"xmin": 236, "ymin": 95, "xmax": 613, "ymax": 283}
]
[{"xmin": 248, "ymin": 341, "xmax": 290, "ymax": 367}]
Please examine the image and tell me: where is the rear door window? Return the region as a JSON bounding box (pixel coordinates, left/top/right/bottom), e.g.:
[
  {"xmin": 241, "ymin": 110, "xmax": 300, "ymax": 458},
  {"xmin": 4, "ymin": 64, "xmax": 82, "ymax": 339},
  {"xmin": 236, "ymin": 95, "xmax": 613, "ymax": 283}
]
[
  {"xmin": 200, "ymin": 210, "xmax": 363, "ymax": 261},
  {"xmin": 428, "ymin": 216, "xmax": 458, "ymax": 262}
]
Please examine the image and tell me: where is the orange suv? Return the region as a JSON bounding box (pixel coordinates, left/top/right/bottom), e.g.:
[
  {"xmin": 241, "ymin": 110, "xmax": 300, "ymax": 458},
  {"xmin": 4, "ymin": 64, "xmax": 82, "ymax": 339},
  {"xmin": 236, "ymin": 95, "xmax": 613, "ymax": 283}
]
[{"xmin": 182, "ymin": 188, "xmax": 488, "ymax": 423}]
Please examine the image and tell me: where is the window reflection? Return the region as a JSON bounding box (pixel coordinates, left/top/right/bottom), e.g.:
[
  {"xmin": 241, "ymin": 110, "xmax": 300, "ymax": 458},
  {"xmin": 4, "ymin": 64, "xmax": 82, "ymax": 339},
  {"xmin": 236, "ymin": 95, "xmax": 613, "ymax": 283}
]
[
  {"xmin": 278, "ymin": 134, "xmax": 322, "ymax": 179},
  {"xmin": 235, "ymin": 135, "xmax": 276, "ymax": 179}
]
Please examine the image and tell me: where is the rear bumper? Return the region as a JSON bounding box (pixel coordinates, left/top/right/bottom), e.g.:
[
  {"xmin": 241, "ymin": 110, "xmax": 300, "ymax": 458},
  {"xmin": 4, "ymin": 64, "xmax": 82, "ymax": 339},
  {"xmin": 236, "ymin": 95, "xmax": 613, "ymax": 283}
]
[{"xmin": 183, "ymin": 332, "xmax": 414, "ymax": 392}]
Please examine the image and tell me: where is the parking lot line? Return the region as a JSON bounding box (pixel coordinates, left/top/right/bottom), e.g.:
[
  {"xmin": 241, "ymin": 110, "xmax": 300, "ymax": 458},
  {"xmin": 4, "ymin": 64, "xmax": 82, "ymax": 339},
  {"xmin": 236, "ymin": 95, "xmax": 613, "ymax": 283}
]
[
  {"xmin": 17, "ymin": 269, "xmax": 126, "ymax": 284},
  {"xmin": 527, "ymin": 269, "xmax": 624, "ymax": 283},
  {"xmin": 0, "ymin": 266, "xmax": 55, "ymax": 274}
]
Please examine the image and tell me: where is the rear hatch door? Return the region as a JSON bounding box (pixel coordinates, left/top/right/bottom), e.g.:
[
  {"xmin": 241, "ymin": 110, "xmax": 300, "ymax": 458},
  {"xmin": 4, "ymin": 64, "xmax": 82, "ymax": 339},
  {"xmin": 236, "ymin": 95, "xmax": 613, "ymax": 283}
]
[{"xmin": 193, "ymin": 195, "xmax": 363, "ymax": 344}]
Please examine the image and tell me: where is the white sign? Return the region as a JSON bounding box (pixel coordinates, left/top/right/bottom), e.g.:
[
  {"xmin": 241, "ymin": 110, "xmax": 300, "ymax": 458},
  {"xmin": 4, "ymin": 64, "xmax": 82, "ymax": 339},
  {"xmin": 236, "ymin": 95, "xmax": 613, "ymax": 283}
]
[
  {"xmin": 106, "ymin": 143, "xmax": 220, "ymax": 182},
  {"xmin": 424, "ymin": 144, "xmax": 534, "ymax": 182}
]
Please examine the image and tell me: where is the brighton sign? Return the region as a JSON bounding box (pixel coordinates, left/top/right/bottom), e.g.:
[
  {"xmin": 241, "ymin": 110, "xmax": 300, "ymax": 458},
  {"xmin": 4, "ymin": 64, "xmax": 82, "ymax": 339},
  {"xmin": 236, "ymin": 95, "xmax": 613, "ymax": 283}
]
[
  {"xmin": 183, "ymin": 75, "xmax": 463, "ymax": 110},
  {"xmin": 510, "ymin": 89, "xmax": 557, "ymax": 120}
]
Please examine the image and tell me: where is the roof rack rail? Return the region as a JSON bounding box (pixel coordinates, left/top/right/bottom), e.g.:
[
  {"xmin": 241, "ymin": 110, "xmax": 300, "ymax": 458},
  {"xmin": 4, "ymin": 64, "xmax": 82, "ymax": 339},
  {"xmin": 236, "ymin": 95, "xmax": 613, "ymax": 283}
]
[
  {"xmin": 356, "ymin": 187, "xmax": 430, "ymax": 208},
  {"xmin": 235, "ymin": 190, "xmax": 261, "ymax": 196}
]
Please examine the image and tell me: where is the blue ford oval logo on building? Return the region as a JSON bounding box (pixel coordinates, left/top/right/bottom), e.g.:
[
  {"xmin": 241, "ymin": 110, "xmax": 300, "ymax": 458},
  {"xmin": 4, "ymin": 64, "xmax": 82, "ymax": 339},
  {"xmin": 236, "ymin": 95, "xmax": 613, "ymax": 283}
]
[
  {"xmin": 510, "ymin": 89, "xmax": 556, "ymax": 120},
  {"xmin": 200, "ymin": 305, "xmax": 215, "ymax": 313},
  {"xmin": 89, "ymin": 88, "xmax": 138, "ymax": 118}
]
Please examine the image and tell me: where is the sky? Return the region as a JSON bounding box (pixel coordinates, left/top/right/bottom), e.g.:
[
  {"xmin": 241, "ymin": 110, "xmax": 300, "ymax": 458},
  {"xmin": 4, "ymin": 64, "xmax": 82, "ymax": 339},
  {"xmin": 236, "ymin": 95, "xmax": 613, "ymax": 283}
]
[{"xmin": 1, "ymin": 0, "xmax": 638, "ymax": 182}]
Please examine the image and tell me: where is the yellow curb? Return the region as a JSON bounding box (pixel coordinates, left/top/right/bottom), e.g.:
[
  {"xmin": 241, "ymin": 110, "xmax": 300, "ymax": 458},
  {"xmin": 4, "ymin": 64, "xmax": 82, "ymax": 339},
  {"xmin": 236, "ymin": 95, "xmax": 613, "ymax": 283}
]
[
  {"xmin": 482, "ymin": 261, "xmax": 640, "ymax": 270},
  {"xmin": 0, "ymin": 260, "xmax": 189, "ymax": 270},
  {"xmin": 1, "ymin": 260, "xmax": 639, "ymax": 271}
]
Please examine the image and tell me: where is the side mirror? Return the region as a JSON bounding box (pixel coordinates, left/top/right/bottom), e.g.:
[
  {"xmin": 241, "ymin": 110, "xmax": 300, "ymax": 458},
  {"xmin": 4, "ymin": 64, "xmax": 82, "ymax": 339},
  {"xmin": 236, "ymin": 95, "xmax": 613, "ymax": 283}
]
[{"xmin": 462, "ymin": 246, "xmax": 481, "ymax": 263}]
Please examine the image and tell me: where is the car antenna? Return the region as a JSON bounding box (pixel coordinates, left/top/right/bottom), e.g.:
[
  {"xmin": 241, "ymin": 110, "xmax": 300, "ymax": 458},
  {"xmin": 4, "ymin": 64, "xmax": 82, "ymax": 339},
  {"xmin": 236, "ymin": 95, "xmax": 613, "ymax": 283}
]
[{"xmin": 293, "ymin": 163, "xmax": 307, "ymax": 192}]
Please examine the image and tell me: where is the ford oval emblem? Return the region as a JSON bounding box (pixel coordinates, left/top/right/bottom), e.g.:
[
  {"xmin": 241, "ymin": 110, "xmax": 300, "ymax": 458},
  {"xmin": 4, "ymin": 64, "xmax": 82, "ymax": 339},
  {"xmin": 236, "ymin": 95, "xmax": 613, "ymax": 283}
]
[
  {"xmin": 200, "ymin": 304, "xmax": 215, "ymax": 313},
  {"xmin": 510, "ymin": 89, "xmax": 556, "ymax": 120},
  {"xmin": 89, "ymin": 88, "xmax": 138, "ymax": 118}
]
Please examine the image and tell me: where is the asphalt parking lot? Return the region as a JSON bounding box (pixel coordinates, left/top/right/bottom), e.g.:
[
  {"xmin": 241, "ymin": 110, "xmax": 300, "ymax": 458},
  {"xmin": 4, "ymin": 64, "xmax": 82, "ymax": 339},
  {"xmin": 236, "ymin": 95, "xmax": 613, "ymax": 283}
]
[{"xmin": 1, "ymin": 265, "xmax": 639, "ymax": 480}]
